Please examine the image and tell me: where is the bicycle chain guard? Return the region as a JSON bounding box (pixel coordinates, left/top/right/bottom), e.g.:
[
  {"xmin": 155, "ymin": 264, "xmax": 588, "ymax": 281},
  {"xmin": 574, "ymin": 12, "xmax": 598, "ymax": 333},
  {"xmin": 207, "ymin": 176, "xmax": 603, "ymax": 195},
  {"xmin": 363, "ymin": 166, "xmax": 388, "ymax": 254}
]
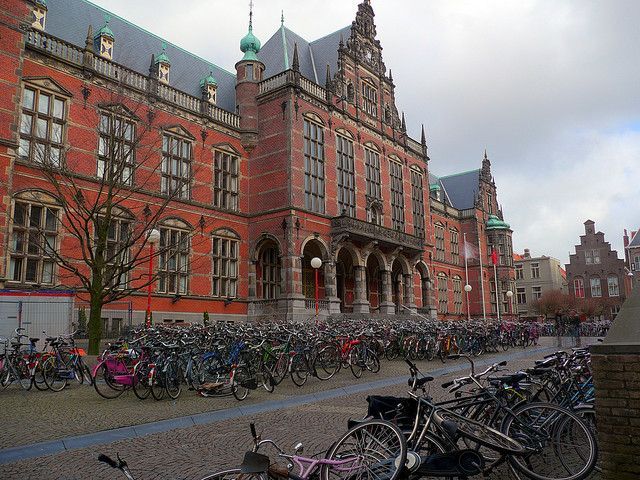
[{"xmin": 416, "ymin": 449, "xmax": 484, "ymax": 477}]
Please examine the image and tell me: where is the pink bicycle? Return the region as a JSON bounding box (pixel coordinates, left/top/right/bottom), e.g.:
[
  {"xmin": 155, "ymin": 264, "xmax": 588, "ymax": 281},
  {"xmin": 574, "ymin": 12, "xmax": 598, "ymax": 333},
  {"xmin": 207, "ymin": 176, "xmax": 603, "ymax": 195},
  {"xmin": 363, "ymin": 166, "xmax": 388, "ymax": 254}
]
[{"xmin": 99, "ymin": 420, "xmax": 407, "ymax": 480}]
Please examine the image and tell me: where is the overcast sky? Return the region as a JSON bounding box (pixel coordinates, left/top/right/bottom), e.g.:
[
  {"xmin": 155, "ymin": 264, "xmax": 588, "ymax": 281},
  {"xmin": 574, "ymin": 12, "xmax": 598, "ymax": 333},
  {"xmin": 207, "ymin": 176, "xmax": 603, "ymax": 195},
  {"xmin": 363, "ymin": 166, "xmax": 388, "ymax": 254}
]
[{"xmin": 90, "ymin": 0, "xmax": 640, "ymax": 265}]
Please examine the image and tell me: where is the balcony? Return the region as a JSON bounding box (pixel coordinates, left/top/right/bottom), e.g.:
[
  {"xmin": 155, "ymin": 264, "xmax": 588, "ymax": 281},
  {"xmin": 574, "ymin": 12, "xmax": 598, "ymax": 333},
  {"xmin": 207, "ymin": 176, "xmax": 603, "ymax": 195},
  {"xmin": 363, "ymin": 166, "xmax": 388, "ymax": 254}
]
[{"xmin": 331, "ymin": 215, "xmax": 424, "ymax": 254}]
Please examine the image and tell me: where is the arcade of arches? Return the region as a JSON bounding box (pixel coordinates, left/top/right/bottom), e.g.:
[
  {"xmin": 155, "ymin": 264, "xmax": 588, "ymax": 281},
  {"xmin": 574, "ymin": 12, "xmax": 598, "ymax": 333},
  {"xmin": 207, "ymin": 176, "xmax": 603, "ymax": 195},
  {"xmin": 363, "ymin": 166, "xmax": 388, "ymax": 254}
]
[{"xmin": 248, "ymin": 236, "xmax": 435, "ymax": 317}]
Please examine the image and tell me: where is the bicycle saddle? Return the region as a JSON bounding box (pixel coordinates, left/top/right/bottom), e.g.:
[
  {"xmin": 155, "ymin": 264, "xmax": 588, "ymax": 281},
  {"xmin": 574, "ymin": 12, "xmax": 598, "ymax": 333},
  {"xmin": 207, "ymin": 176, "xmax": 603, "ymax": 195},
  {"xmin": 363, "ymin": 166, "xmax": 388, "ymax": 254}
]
[
  {"xmin": 408, "ymin": 376, "xmax": 434, "ymax": 388},
  {"xmin": 29, "ymin": 337, "xmax": 40, "ymax": 343}
]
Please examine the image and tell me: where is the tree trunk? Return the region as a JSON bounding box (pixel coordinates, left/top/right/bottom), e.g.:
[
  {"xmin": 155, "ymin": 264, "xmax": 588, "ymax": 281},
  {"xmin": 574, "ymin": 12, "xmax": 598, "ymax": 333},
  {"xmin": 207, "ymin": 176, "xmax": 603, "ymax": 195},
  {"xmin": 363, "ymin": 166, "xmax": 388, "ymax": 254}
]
[{"xmin": 88, "ymin": 294, "xmax": 103, "ymax": 355}]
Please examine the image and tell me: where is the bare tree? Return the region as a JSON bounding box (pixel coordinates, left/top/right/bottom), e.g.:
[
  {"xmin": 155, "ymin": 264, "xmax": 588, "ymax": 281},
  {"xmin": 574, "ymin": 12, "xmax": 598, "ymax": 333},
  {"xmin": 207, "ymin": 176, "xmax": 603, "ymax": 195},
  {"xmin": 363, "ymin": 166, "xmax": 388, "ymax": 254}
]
[
  {"xmin": 17, "ymin": 83, "xmax": 208, "ymax": 354},
  {"xmin": 529, "ymin": 289, "xmax": 574, "ymax": 318}
]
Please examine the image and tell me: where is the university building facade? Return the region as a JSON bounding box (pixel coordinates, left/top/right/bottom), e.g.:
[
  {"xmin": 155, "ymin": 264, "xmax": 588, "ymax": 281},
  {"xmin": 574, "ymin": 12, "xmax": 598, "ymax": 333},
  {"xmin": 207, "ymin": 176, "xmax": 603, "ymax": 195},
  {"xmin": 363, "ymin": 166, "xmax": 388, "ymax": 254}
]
[{"xmin": 0, "ymin": 0, "xmax": 514, "ymax": 325}]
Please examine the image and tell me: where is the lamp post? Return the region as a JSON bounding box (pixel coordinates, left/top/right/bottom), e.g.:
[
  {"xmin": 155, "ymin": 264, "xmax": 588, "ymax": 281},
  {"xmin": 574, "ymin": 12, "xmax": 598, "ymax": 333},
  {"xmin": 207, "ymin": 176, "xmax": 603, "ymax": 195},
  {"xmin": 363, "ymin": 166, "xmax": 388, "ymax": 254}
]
[
  {"xmin": 145, "ymin": 229, "xmax": 161, "ymax": 328},
  {"xmin": 464, "ymin": 284, "xmax": 472, "ymax": 320},
  {"xmin": 506, "ymin": 290, "xmax": 514, "ymax": 320},
  {"xmin": 310, "ymin": 257, "xmax": 322, "ymax": 321}
]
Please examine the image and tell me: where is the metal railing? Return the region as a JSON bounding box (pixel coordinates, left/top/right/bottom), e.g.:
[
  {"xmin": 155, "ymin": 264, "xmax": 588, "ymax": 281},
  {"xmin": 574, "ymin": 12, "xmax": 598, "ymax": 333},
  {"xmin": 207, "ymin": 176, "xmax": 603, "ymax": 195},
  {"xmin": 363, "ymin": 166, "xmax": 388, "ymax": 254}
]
[{"xmin": 304, "ymin": 299, "xmax": 329, "ymax": 311}]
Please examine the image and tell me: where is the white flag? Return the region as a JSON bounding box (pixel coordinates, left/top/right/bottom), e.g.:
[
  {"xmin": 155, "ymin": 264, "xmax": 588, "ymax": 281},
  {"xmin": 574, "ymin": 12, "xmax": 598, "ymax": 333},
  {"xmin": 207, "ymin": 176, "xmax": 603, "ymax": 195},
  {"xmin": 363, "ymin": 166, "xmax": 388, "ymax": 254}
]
[{"xmin": 464, "ymin": 240, "xmax": 479, "ymax": 260}]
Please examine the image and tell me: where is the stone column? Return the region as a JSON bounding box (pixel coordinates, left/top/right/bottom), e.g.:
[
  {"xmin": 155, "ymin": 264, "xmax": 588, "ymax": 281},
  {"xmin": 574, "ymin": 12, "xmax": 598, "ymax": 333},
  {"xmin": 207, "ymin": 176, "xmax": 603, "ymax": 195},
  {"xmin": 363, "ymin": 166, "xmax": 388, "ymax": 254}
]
[
  {"xmin": 247, "ymin": 260, "xmax": 257, "ymax": 317},
  {"xmin": 281, "ymin": 254, "xmax": 305, "ymax": 320},
  {"xmin": 590, "ymin": 287, "xmax": 640, "ymax": 479},
  {"xmin": 352, "ymin": 265, "xmax": 370, "ymax": 313},
  {"xmin": 379, "ymin": 269, "xmax": 396, "ymax": 314},
  {"xmin": 403, "ymin": 273, "xmax": 417, "ymax": 313},
  {"xmin": 324, "ymin": 260, "xmax": 341, "ymax": 314}
]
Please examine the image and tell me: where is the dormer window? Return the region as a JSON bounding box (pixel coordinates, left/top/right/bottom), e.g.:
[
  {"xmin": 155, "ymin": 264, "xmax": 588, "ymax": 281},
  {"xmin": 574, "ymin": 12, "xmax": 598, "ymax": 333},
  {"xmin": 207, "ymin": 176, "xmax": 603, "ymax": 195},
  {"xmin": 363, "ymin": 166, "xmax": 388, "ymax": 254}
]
[
  {"xmin": 200, "ymin": 71, "xmax": 217, "ymax": 105},
  {"xmin": 361, "ymin": 80, "xmax": 377, "ymax": 117},
  {"xmin": 31, "ymin": 1, "xmax": 47, "ymax": 31}
]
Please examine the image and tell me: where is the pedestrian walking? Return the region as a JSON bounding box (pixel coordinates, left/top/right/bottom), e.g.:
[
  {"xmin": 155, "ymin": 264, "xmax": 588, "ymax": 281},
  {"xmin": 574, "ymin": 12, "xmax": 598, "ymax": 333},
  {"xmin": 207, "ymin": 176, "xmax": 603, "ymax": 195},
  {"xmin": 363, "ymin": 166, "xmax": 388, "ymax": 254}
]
[{"xmin": 554, "ymin": 310, "xmax": 563, "ymax": 348}]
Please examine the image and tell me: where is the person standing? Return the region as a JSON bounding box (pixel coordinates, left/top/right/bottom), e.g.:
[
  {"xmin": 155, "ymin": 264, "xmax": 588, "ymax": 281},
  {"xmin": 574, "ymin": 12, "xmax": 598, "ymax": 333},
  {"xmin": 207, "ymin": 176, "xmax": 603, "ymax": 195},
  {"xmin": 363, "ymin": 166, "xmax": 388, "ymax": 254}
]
[{"xmin": 554, "ymin": 310, "xmax": 563, "ymax": 348}]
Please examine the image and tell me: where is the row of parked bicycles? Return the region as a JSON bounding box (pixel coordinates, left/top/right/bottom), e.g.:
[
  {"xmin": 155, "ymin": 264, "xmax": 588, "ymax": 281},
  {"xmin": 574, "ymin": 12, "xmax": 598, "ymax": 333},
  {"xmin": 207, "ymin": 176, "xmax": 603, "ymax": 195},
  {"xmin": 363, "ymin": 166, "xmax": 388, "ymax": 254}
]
[
  {"xmin": 0, "ymin": 328, "xmax": 92, "ymax": 391},
  {"xmin": 101, "ymin": 341, "xmax": 598, "ymax": 480}
]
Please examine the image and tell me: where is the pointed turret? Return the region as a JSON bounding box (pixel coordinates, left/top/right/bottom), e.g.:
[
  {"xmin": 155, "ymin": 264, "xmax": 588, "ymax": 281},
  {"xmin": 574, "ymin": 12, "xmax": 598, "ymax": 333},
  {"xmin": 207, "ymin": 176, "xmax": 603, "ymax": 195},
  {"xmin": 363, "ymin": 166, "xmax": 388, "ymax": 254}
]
[
  {"xmin": 481, "ymin": 149, "xmax": 492, "ymax": 182},
  {"xmin": 154, "ymin": 42, "xmax": 171, "ymax": 84},
  {"xmin": 421, "ymin": 124, "xmax": 429, "ymax": 161},
  {"xmin": 235, "ymin": 0, "xmax": 265, "ymax": 151},
  {"xmin": 401, "ymin": 112, "xmax": 406, "ymax": 132},
  {"xmin": 94, "ymin": 14, "xmax": 114, "ymax": 60}
]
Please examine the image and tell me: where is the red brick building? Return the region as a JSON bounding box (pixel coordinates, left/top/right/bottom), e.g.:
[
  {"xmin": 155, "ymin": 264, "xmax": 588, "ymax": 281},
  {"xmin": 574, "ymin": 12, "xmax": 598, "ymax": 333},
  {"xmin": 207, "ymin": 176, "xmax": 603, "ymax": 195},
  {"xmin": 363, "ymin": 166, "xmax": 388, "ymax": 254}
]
[{"xmin": 0, "ymin": 0, "xmax": 514, "ymax": 325}]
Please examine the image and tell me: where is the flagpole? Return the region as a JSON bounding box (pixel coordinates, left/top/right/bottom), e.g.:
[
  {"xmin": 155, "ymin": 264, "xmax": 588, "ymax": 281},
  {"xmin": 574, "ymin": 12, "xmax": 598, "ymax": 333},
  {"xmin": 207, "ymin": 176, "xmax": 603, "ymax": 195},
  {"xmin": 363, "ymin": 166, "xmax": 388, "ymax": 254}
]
[
  {"xmin": 463, "ymin": 233, "xmax": 470, "ymax": 320},
  {"xmin": 493, "ymin": 255, "xmax": 501, "ymax": 322},
  {"xmin": 478, "ymin": 230, "xmax": 487, "ymax": 321}
]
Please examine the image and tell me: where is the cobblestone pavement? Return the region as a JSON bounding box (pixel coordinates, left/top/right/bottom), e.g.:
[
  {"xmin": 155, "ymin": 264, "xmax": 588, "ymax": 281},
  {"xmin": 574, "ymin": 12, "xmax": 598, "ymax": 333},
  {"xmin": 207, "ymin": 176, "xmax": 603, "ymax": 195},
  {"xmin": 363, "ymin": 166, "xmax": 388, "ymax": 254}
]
[{"xmin": 0, "ymin": 337, "xmax": 598, "ymax": 479}]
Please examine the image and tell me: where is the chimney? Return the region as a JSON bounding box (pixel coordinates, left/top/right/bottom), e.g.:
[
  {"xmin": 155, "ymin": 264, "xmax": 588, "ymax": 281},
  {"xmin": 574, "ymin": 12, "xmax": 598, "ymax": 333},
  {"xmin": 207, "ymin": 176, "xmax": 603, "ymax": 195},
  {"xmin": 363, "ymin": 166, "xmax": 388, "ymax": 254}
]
[{"xmin": 524, "ymin": 248, "xmax": 530, "ymax": 258}]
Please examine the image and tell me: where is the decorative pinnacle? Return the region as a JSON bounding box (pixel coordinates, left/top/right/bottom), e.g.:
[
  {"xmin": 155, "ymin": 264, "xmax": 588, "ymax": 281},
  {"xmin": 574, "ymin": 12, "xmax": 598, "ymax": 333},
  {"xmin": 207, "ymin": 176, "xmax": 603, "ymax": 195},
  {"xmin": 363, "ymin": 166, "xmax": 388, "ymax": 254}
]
[
  {"xmin": 85, "ymin": 24, "xmax": 93, "ymax": 48},
  {"xmin": 484, "ymin": 148, "xmax": 488, "ymax": 160},
  {"xmin": 421, "ymin": 124, "xmax": 426, "ymax": 146},
  {"xmin": 325, "ymin": 64, "xmax": 331, "ymax": 88},
  {"xmin": 281, "ymin": 10, "xmax": 284, "ymax": 26},
  {"xmin": 401, "ymin": 111, "xmax": 406, "ymax": 132},
  {"xmin": 249, "ymin": 0, "xmax": 254, "ymax": 31},
  {"xmin": 292, "ymin": 42, "xmax": 300, "ymax": 72}
]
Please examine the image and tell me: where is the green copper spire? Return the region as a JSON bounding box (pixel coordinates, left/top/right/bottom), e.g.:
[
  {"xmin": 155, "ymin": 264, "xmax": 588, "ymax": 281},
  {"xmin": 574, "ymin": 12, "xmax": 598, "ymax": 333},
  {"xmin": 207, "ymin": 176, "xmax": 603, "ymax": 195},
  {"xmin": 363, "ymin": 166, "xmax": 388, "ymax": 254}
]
[
  {"xmin": 240, "ymin": 0, "xmax": 261, "ymax": 61},
  {"xmin": 200, "ymin": 70, "xmax": 217, "ymax": 87},
  {"xmin": 155, "ymin": 42, "xmax": 171, "ymax": 65},
  {"xmin": 95, "ymin": 14, "xmax": 114, "ymax": 40}
]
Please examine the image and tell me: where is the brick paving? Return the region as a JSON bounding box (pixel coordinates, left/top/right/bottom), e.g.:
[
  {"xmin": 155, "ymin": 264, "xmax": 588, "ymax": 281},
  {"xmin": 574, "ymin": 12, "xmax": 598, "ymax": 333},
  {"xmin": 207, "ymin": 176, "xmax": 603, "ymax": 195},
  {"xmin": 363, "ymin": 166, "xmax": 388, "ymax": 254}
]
[{"xmin": 0, "ymin": 337, "xmax": 599, "ymax": 479}]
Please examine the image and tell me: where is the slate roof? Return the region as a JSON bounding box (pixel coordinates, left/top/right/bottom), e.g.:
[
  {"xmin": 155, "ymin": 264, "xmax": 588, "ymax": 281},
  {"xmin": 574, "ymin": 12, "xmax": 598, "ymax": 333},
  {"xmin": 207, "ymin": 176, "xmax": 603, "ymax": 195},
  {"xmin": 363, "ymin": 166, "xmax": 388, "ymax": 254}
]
[
  {"xmin": 629, "ymin": 230, "xmax": 640, "ymax": 248},
  {"xmin": 43, "ymin": 0, "xmax": 238, "ymax": 112},
  {"xmin": 438, "ymin": 170, "xmax": 481, "ymax": 210},
  {"xmin": 259, "ymin": 25, "xmax": 351, "ymax": 83}
]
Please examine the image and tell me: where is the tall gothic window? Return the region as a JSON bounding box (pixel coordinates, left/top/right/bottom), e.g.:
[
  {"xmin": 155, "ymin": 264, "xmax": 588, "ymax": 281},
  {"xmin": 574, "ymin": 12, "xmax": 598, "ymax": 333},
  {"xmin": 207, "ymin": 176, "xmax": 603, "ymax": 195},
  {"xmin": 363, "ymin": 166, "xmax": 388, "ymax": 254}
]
[
  {"xmin": 98, "ymin": 109, "xmax": 135, "ymax": 185},
  {"xmin": 361, "ymin": 80, "xmax": 378, "ymax": 117},
  {"xmin": 158, "ymin": 225, "xmax": 189, "ymax": 295},
  {"xmin": 453, "ymin": 276, "xmax": 463, "ymax": 314},
  {"xmin": 336, "ymin": 134, "xmax": 355, "ymax": 216},
  {"xmin": 260, "ymin": 247, "xmax": 280, "ymax": 299},
  {"xmin": 365, "ymin": 146, "xmax": 381, "ymax": 199},
  {"xmin": 435, "ymin": 224, "xmax": 445, "ymax": 261},
  {"xmin": 411, "ymin": 170, "xmax": 425, "ymax": 239},
  {"xmin": 303, "ymin": 119, "xmax": 325, "ymax": 213},
  {"xmin": 450, "ymin": 229, "xmax": 459, "ymax": 265},
  {"xmin": 389, "ymin": 159, "xmax": 404, "ymax": 231},
  {"xmin": 19, "ymin": 86, "xmax": 66, "ymax": 166},
  {"xmin": 162, "ymin": 133, "xmax": 192, "ymax": 199},
  {"xmin": 214, "ymin": 150, "xmax": 239, "ymax": 211},
  {"xmin": 96, "ymin": 216, "xmax": 131, "ymax": 289},
  {"xmin": 9, "ymin": 200, "xmax": 58, "ymax": 285},
  {"xmin": 437, "ymin": 273, "xmax": 448, "ymax": 314},
  {"xmin": 212, "ymin": 231, "xmax": 239, "ymax": 298}
]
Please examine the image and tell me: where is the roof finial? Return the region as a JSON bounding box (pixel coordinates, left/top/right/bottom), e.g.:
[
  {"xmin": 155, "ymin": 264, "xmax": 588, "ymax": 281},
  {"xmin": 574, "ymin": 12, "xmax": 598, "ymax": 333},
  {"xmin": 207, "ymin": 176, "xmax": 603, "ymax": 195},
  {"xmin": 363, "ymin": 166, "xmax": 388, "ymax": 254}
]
[
  {"xmin": 281, "ymin": 10, "xmax": 284, "ymax": 26},
  {"xmin": 401, "ymin": 111, "xmax": 406, "ymax": 132},
  {"xmin": 325, "ymin": 64, "xmax": 332, "ymax": 88},
  {"xmin": 421, "ymin": 124, "xmax": 426, "ymax": 146},
  {"xmin": 249, "ymin": 0, "xmax": 254, "ymax": 31},
  {"xmin": 104, "ymin": 13, "xmax": 110, "ymax": 25},
  {"xmin": 484, "ymin": 148, "xmax": 488, "ymax": 160}
]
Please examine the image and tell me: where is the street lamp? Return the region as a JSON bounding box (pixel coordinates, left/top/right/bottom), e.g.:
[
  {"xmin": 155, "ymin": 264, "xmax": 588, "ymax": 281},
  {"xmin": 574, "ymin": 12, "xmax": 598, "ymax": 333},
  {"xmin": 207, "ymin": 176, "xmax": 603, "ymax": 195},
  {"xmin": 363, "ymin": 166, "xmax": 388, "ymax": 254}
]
[
  {"xmin": 310, "ymin": 257, "xmax": 322, "ymax": 320},
  {"xmin": 506, "ymin": 290, "xmax": 514, "ymax": 319},
  {"xmin": 145, "ymin": 228, "xmax": 161, "ymax": 328},
  {"xmin": 464, "ymin": 284, "xmax": 472, "ymax": 320}
]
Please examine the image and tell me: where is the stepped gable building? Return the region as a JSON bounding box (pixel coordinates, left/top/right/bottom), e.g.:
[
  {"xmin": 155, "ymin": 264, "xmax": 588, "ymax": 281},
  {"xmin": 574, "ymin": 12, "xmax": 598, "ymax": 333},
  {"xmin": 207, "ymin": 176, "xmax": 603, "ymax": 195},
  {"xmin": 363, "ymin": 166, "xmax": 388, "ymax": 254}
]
[
  {"xmin": 566, "ymin": 220, "xmax": 630, "ymax": 319},
  {"xmin": 623, "ymin": 228, "xmax": 640, "ymax": 291},
  {"xmin": 0, "ymin": 0, "xmax": 514, "ymax": 325}
]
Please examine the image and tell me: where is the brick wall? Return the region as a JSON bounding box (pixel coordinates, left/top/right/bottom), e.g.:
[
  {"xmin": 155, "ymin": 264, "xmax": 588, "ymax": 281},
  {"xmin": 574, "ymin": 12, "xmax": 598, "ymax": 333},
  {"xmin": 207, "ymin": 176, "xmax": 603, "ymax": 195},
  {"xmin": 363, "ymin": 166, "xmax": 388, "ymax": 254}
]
[{"xmin": 591, "ymin": 353, "xmax": 640, "ymax": 479}]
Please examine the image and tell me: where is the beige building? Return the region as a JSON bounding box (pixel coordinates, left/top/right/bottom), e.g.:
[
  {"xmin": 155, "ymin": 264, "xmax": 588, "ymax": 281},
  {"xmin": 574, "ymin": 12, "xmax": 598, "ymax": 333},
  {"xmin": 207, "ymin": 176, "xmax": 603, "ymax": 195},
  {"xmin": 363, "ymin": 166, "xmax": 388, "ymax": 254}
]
[{"xmin": 514, "ymin": 249, "xmax": 567, "ymax": 316}]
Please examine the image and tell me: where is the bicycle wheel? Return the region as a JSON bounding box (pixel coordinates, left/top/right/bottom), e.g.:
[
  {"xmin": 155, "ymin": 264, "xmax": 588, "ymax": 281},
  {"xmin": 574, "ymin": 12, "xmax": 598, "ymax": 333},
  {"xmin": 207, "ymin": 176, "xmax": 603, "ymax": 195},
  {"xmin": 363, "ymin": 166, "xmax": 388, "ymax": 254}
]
[
  {"xmin": 42, "ymin": 357, "xmax": 66, "ymax": 392},
  {"xmin": 425, "ymin": 339, "xmax": 436, "ymax": 361},
  {"xmin": 323, "ymin": 419, "xmax": 407, "ymax": 480},
  {"xmin": 165, "ymin": 362, "xmax": 182, "ymax": 400},
  {"xmin": 501, "ymin": 402, "xmax": 597, "ymax": 480},
  {"xmin": 290, "ymin": 353, "xmax": 309, "ymax": 387},
  {"xmin": 314, "ymin": 344, "xmax": 340, "ymax": 380},
  {"xmin": 260, "ymin": 364, "xmax": 274, "ymax": 393},
  {"xmin": 33, "ymin": 361, "xmax": 48, "ymax": 391},
  {"xmin": 269, "ymin": 353, "xmax": 289, "ymax": 386},
  {"xmin": 150, "ymin": 367, "xmax": 166, "ymax": 401},
  {"xmin": 72, "ymin": 360, "xmax": 92, "ymax": 385},
  {"xmin": 133, "ymin": 361, "xmax": 152, "ymax": 400},
  {"xmin": 349, "ymin": 348, "xmax": 363, "ymax": 378},
  {"xmin": 232, "ymin": 365, "xmax": 250, "ymax": 401},
  {"xmin": 93, "ymin": 363, "xmax": 126, "ymax": 399},
  {"xmin": 364, "ymin": 349, "xmax": 380, "ymax": 373},
  {"xmin": 199, "ymin": 469, "xmax": 267, "ymax": 480}
]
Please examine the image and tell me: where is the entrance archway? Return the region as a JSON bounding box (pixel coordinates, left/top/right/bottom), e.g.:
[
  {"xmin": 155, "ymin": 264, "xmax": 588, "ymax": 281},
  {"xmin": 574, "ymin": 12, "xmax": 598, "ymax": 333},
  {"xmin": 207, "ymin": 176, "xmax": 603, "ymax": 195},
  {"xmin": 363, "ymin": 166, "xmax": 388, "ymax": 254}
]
[
  {"xmin": 335, "ymin": 248, "xmax": 355, "ymax": 312},
  {"xmin": 391, "ymin": 259, "xmax": 405, "ymax": 313},
  {"xmin": 365, "ymin": 253, "xmax": 383, "ymax": 311},
  {"xmin": 416, "ymin": 262, "xmax": 431, "ymax": 310},
  {"xmin": 301, "ymin": 239, "xmax": 326, "ymax": 300},
  {"xmin": 256, "ymin": 240, "xmax": 281, "ymax": 299}
]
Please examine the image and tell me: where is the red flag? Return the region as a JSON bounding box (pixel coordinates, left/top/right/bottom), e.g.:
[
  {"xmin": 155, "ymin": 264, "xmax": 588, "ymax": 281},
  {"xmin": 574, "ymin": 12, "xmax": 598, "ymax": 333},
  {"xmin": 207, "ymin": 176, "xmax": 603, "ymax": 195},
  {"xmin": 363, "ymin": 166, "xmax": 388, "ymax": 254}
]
[{"xmin": 491, "ymin": 248, "xmax": 499, "ymax": 266}]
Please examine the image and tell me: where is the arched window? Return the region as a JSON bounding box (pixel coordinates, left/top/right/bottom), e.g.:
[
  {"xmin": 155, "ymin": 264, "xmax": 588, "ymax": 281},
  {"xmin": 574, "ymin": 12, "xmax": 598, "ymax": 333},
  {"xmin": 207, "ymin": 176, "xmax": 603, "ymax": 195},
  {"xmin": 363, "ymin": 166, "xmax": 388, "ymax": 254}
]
[
  {"xmin": 437, "ymin": 273, "xmax": 448, "ymax": 314},
  {"xmin": 590, "ymin": 277, "xmax": 602, "ymax": 298}
]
